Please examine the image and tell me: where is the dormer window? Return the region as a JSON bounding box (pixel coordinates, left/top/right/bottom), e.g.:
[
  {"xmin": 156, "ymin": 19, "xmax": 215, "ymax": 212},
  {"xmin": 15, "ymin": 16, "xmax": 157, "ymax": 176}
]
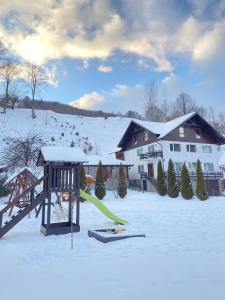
[
  {"xmin": 179, "ymin": 127, "xmax": 184, "ymax": 137},
  {"xmin": 133, "ymin": 135, "xmax": 137, "ymax": 145},
  {"xmin": 196, "ymin": 129, "xmax": 201, "ymax": 139},
  {"xmin": 144, "ymin": 131, "xmax": 149, "ymax": 141}
]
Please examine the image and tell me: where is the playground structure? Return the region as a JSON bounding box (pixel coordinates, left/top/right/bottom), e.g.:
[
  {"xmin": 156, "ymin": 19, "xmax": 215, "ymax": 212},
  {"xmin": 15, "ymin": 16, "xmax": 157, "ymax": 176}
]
[
  {"xmin": 6, "ymin": 168, "xmax": 38, "ymax": 216},
  {"xmin": 0, "ymin": 147, "xmax": 127, "ymax": 239}
]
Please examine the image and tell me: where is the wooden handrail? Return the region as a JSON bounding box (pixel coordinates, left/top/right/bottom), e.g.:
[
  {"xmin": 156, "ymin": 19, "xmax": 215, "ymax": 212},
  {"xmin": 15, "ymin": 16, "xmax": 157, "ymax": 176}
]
[{"xmin": 0, "ymin": 174, "xmax": 47, "ymax": 215}]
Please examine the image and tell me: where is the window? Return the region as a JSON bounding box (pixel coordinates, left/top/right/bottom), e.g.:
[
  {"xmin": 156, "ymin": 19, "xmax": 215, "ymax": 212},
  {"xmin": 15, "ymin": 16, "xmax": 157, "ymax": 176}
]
[
  {"xmin": 133, "ymin": 135, "xmax": 137, "ymax": 144},
  {"xmin": 137, "ymin": 148, "xmax": 143, "ymax": 155},
  {"xmin": 179, "ymin": 127, "xmax": 184, "ymax": 137},
  {"xmin": 144, "ymin": 131, "xmax": 149, "ymax": 141},
  {"xmin": 138, "ymin": 165, "xmax": 144, "ymax": 174},
  {"xmin": 196, "ymin": 129, "xmax": 201, "ymax": 139},
  {"xmin": 192, "ymin": 162, "xmax": 197, "ymax": 172},
  {"xmin": 188, "ymin": 162, "xmax": 192, "ymax": 171},
  {"xmin": 186, "ymin": 144, "xmax": 197, "ymax": 152},
  {"xmin": 204, "ymin": 163, "xmax": 214, "ymax": 172},
  {"xmin": 175, "ymin": 162, "xmax": 182, "ymax": 173},
  {"xmin": 202, "ymin": 145, "xmax": 212, "ymax": 153},
  {"xmin": 148, "ymin": 144, "xmax": 155, "ymax": 153},
  {"xmin": 187, "ymin": 162, "xmax": 197, "ymax": 172},
  {"xmin": 170, "ymin": 144, "xmax": 181, "ymax": 152}
]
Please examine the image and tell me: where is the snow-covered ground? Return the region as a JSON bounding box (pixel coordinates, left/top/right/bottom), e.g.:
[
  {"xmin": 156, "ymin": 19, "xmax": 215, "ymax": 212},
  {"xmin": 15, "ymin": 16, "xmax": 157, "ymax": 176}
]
[
  {"xmin": 1, "ymin": 191, "xmax": 225, "ymax": 300},
  {"xmin": 0, "ymin": 108, "xmax": 131, "ymax": 155}
]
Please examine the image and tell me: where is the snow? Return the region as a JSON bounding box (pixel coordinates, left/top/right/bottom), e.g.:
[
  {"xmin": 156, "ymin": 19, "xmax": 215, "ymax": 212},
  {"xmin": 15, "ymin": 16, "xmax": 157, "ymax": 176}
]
[
  {"xmin": 0, "ymin": 109, "xmax": 198, "ymax": 158},
  {"xmin": 84, "ymin": 154, "xmax": 133, "ymax": 166},
  {"xmin": 132, "ymin": 112, "xmax": 196, "ymax": 139},
  {"xmin": 40, "ymin": 146, "xmax": 88, "ymax": 163},
  {"xmin": 0, "ymin": 108, "xmax": 131, "ymax": 155},
  {"xmin": 1, "ymin": 190, "xmax": 225, "ymax": 300}
]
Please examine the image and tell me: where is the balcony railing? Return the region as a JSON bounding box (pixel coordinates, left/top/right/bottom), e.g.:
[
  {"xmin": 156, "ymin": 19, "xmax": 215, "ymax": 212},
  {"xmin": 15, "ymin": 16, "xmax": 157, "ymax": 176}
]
[
  {"xmin": 174, "ymin": 171, "xmax": 223, "ymax": 179},
  {"xmin": 139, "ymin": 151, "xmax": 163, "ymax": 160},
  {"xmin": 141, "ymin": 171, "xmax": 223, "ymax": 179}
]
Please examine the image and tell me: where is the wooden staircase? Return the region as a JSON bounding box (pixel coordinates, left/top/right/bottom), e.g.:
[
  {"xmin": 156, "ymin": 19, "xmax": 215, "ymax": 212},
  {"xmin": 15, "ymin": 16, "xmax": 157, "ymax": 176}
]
[{"xmin": 0, "ymin": 175, "xmax": 47, "ymax": 238}]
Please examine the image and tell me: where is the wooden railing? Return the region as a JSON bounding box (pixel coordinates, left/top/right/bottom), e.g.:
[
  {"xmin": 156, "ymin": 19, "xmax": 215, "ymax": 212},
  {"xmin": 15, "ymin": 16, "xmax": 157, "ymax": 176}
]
[
  {"xmin": 139, "ymin": 151, "xmax": 163, "ymax": 160},
  {"xmin": 0, "ymin": 174, "xmax": 47, "ymax": 228}
]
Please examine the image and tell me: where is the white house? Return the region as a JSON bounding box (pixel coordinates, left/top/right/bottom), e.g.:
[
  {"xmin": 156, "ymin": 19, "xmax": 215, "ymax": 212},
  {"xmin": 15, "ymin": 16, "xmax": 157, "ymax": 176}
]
[{"xmin": 116, "ymin": 112, "xmax": 225, "ymax": 195}]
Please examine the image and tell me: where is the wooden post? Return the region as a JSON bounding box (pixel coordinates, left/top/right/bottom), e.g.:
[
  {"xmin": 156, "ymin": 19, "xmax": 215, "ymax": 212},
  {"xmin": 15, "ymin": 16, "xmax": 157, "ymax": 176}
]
[
  {"xmin": 76, "ymin": 164, "xmax": 80, "ymax": 227},
  {"xmin": 46, "ymin": 163, "xmax": 52, "ymax": 230}
]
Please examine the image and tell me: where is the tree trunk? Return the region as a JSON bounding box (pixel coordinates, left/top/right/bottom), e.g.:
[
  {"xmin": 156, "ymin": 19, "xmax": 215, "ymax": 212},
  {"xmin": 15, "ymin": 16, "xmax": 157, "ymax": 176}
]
[
  {"xmin": 3, "ymin": 85, "xmax": 8, "ymax": 113},
  {"xmin": 32, "ymin": 94, "xmax": 36, "ymax": 118}
]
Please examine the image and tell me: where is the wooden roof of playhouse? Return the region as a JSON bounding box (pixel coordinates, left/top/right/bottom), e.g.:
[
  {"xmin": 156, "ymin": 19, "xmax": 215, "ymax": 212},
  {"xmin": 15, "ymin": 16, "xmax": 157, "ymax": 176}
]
[{"xmin": 37, "ymin": 146, "xmax": 88, "ymax": 166}]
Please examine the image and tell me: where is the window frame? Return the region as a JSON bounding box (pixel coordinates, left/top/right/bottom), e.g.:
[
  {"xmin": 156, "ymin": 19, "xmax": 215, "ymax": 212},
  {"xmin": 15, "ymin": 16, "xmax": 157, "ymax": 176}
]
[
  {"xmin": 144, "ymin": 131, "xmax": 149, "ymax": 141},
  {"xmin": 133, "ymin": 134, "xmax": 137, "ymax": 145},
  {"xmin": 179, "ymin": 127, "xmax": 185, "ymax": 137},
  {"xmin": 202, "ymin": 145, "xmax": 212, "ymax": 153}
]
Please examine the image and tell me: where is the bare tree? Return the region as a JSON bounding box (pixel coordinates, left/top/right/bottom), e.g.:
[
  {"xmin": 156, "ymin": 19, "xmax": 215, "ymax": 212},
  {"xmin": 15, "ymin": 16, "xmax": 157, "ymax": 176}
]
[
  {"xmin": 9, "ymin": 83, "xmax": 24, "ymax": 109},
  {"xmin": 144, "ymin": 81, "xmax": 169, "ymax": 122},
  {"xmin": 1, "ymin": 132, "xmax": 45, "ymax": 171},
  {"xmin": 0, "ymin": 59, "xmax": 19, "ymax": 113},
  {"xmin": 24, "ymin": 64, "xmax": 49, "ymax": 118},
  {"xmin": 174, "ymin": 93, "xmax": 196, "ymax": 116}
]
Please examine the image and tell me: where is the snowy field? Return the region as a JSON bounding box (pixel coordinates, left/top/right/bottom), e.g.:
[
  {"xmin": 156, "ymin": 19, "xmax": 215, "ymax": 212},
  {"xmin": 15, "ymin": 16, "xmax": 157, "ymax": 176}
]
[
  {"xmin": 0, "ymin": 108, "xmax": 131, "ymax": 155},
  {"xmin": 1, "ymin": 191, "xmax": 225, "ymax": 300}
]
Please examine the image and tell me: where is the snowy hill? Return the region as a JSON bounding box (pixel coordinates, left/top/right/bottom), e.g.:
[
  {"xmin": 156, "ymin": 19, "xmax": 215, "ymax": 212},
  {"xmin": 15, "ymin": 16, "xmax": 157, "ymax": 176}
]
[{"xmin": 0, "ymin": 108, "xmax": 131, "ymax": 155}]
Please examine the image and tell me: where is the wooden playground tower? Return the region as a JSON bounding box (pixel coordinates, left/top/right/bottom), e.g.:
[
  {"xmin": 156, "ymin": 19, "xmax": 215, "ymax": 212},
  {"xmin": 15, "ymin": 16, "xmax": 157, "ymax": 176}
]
[
  {"xmin": 37, "ymin": 149, "xmax": 82, "ymax": 235},
  {"xmin": 0, "ymin": 147, "xmax": 87, "ymax": 238}
]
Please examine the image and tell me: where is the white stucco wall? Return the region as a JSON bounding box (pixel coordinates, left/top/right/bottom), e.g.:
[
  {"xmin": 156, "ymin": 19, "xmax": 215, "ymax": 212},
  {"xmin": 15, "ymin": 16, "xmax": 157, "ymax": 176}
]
[{"xmin": 124, "ymin": 141, "xmax": 225, "ymax": 180}]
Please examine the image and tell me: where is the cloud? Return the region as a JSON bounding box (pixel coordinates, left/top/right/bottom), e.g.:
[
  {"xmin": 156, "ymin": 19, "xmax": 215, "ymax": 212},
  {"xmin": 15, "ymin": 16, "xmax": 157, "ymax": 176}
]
[
  {"xmin": 0, "ymin": 0, "xmax": 224, "ymax": 74},
  {"xmin": 175, "ymin": 16, "xmax": 225, "ymax": 63},
  {"xmin": 70, "ymin": 92, "xmax": 105, "ymax": 109},
  {"xmin": 71, "ymin": 84, "xmax": 145, "ymax": 113},
  {"xmin": 0, "ymin": 0, "xmax": 174, "ymax": 70},
  {"xmin": 160, "ymin": 73, "xmax": 188, "ymax": 100},
  {"xmin": 98, "ymin": 64, "xmax": 112, "ymax": 73}
]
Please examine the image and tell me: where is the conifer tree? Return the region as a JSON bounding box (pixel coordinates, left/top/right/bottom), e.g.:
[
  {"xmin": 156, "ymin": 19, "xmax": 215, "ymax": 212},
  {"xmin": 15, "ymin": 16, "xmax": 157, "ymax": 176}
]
[
  {"xmin": 95, "ymin": 161, "xmax": 106, "ymax": 200},
  {"xmin": 80, "ymin": 164, "xmax": 86, "ymax": 191},
  {"xmin": 117, "ymin": 164, "xmax": 127, "ymax": 198},
  {"xmin": 180, "ymin": 163, "xmax": 193, "ymax": 199},
  {"xmin": 156, "ymin": 160, "xmax": 167, "ymax": 196},
  {"xmin": 196, "ymin": 159, "xmax": 208, "ymax": 201},
  {"xmin": 167, "ymin": 159, "xmax": 179, "ymax": 198}
]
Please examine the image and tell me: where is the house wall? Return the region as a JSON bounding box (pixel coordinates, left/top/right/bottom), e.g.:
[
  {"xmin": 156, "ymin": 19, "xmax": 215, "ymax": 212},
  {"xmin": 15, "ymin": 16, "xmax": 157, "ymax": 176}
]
[
  {"xmin": 123, "ymin": 140, "xmax": 223, "ymax": 180},
  {"xmin": 160, "ymin": 140, "xmax": 223, "ymax": 173},
  {"xmin": 162, "ymin": 125, "xmax": 217, "ymax": 144},
  {"xmin": 122, "ymin": 126, "xmax": 158, "ymax": 151},
  {"xmin": 123, "ymin": 142, "xmax": 162, "ymax": 180}
]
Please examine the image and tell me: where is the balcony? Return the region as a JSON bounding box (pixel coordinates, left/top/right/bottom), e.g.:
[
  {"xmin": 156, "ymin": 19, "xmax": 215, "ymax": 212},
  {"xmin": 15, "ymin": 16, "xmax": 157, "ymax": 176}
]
[
  {"xmin": 139, "ymin": 151, "xmax": 163, "ymax": 160},
  {"xmin": 174, "ymin": 171, "xmax": 223, "ymax": 179}
]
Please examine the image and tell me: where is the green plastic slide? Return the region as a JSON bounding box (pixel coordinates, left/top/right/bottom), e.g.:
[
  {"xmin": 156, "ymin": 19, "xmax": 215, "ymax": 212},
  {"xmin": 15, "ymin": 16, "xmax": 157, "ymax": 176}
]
[{"xmin": 80, "ymin": 190, "xmax": 127, "ymax": 225}]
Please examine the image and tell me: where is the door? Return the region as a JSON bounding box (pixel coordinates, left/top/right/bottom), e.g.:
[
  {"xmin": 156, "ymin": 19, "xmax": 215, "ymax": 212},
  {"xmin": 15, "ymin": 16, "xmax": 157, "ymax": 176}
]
[
  {"xmin": 205, "ymin": 179, "xmax": 220, "ymax": 196},
  {"xmin": 148, "ymin": 163, "xmax": 154, "ymax": 178},
  {"xmin": 142, "ymin": 180, "xmax": 147, "ymax": 191}
]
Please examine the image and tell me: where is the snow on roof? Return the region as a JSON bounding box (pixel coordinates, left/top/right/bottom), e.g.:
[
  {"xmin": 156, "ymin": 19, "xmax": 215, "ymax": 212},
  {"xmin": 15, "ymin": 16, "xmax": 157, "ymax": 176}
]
[
  {"xmin": 133, "ymin": 112, "xmax": 196, "ymax": 139},
  {"xmin": 108, "ymin": 147, "xmax": 122, "ymax": 154},
  {"xmin": 159, "ymin": 112, "xmax": 196, "ymax": 139},
  {"xmin": 84, "ymin": 155, "xmax": 133, "ymax": 166},
  {"xmin": 40, "ymin": 146, "xmax": 88, "ymax": 163}
]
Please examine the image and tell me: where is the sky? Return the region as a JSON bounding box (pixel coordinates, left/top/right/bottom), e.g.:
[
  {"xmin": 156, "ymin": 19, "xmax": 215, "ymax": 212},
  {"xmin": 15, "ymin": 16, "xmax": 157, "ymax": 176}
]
[{"xmin": 0, "ymin": 0, "xmax": 225, "ymax": 115}]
